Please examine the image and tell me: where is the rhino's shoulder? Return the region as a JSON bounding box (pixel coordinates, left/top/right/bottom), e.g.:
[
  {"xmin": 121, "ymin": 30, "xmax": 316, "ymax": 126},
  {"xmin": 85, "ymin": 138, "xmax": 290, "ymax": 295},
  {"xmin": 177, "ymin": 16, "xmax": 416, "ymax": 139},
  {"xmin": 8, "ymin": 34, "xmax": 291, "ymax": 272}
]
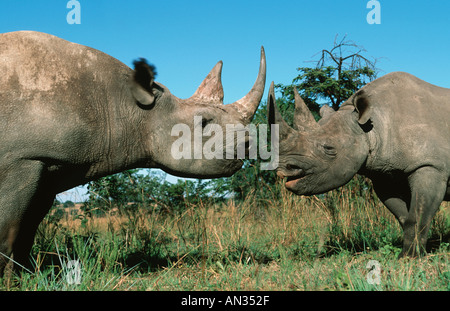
[
  {"xmin": 364, "ymin": 71, "xmax": 419, "ymax": 89},
  {"xmin": 0, "ymin": 31, "xmax": 69, "ymax": 47},
  {"xmin": 1, "ymin": 30, "xmax": 59, "ymax": 39},
  {"xmin": 364, "ymin": 71, "xmax": 450, "ymax": 94},
  {"xmin": 339, "ymin": 72, "xmax": 419, "ymax": 111}
]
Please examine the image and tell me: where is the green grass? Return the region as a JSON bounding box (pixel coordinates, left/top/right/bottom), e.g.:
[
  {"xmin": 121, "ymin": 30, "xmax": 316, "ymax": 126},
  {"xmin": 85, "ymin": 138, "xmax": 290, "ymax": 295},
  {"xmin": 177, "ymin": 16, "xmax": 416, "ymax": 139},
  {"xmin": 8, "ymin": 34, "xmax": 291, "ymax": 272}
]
[{"xmin": 1, "ymin": 179, "xmax": 449, "ymax": 290}]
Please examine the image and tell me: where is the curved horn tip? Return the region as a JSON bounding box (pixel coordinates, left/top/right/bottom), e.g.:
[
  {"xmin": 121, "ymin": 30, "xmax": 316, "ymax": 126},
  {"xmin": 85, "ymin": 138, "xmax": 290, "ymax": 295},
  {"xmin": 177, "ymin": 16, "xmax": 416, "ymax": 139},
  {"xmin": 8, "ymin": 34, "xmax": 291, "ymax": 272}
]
[
  {"xmin": 269, "ymin": 81, "xmax": 275, "ymax": 95},
  {"xmin": 267, "ymin": 81, "xmax": 275, "ymax": 125},
  {"xmin": 213, "ymin": 60, "xmax": 223, "ymax": 72},
  {"xmin": 229, "ymin": 46, "xmax": 267, "ymax": 122},
  {"xmin": 293, "ymin": 86, "xmax": 306, "ymax": 106},
  {"xmin": 206, "ymin": 60, "xmax": 223, "ymax": 80},
  {"xmin": 260, "ymin": 46, "xmax": 266, "ymax": 70}
]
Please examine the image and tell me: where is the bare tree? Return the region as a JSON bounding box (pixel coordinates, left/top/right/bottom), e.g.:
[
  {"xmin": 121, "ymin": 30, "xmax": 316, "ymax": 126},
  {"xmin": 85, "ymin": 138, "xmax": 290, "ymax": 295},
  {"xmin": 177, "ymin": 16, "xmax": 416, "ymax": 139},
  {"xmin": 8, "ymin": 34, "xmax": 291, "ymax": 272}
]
[
  {"xmin": 313, "ymin": 35, "xmax": 379, "ymax": 108},
  {"xmin": 278, "ymin": 35, "xmax": 380, "ymax": 111}
]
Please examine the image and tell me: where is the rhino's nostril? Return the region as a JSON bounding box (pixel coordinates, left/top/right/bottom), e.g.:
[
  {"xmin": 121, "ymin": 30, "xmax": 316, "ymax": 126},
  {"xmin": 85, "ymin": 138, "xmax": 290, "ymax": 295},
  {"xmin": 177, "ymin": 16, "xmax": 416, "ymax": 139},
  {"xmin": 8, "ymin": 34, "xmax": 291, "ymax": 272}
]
[
  {"xmin": 286, "ymin": 164, "xmax": 302, "ymax": 171},
  {"xmin": 277, "ymin": 171, "xmax": 286, "ymax": 179}
]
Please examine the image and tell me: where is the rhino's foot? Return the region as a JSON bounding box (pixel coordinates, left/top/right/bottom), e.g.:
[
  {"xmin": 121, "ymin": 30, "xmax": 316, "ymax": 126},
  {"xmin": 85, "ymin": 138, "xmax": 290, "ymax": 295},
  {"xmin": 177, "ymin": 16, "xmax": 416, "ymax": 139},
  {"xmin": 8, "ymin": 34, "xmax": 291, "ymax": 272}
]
[{"xmin": 398, "ymin": 246, "xmax": 427, "ymax": 259}]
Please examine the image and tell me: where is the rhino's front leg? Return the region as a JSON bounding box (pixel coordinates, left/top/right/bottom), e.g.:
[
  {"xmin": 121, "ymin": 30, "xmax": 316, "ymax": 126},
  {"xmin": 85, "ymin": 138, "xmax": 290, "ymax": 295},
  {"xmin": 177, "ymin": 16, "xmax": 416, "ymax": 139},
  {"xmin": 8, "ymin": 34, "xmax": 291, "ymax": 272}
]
[{"xmin": 401, "ymin": 166, "xmax": 448, "ymax": 257}]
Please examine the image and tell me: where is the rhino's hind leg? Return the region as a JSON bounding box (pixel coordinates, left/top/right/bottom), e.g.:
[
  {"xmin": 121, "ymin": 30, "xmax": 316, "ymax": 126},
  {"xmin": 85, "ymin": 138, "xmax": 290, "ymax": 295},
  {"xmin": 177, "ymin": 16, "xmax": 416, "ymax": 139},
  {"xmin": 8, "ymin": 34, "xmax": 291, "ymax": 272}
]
[
  {"xmin": 445, "ymin": 181, "xmax": 450, "ymax": 201},
  {"xmin": 0, "ymin": 160, "xmax": 52, "ymax": 276},
  {"xmin": 401, "ymin": 167, "xmax": 448, "ymax": 257}
]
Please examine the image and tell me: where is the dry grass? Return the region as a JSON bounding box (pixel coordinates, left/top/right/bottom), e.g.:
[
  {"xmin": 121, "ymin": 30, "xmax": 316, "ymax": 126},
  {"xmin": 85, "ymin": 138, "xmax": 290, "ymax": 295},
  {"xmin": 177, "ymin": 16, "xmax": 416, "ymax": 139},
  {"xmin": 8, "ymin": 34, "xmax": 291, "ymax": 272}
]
[{"xmin": 2, "ymin": 181, "xmax": 449, "ymax": 291}]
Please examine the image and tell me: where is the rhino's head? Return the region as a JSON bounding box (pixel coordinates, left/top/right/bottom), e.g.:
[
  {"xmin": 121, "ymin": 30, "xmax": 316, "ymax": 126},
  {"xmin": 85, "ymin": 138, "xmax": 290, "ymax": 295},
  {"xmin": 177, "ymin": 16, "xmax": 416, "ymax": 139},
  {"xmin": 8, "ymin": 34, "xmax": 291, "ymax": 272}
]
[
  {"xmin": 267, "ymin": 82, "xmax": 371, "ymax": 195},
  {"xmin": 128, "ymin": 48, "xmax": 266, "ymax": 178}
]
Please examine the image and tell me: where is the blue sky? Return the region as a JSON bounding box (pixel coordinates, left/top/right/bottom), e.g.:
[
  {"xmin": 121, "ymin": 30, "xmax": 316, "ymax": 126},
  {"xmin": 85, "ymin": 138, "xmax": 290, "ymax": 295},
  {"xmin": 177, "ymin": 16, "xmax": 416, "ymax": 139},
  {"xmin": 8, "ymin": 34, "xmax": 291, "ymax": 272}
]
[{"xmin": 1, "ymin": 1, "xmax": 449, "ymax": 201}]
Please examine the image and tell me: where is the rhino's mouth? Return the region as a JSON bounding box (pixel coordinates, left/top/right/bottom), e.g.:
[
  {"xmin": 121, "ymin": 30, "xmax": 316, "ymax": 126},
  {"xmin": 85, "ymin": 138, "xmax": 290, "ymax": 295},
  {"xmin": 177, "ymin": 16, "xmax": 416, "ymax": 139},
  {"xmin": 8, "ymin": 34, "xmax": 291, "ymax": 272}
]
[{"xmin": 284, "ymin": 169, "xmax": 307, "ymax": 189}]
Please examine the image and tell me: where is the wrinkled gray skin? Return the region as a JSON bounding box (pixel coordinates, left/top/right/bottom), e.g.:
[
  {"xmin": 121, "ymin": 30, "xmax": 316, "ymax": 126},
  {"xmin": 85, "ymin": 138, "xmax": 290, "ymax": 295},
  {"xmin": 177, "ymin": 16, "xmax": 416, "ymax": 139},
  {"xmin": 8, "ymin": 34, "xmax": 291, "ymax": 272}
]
[
  {"xmin": 268, "ymin": 72, "xmax": 450, "ymax": 257},
  {"xmin": 0, "ymin": 31, "xmax": 266, "ymax": 274}
]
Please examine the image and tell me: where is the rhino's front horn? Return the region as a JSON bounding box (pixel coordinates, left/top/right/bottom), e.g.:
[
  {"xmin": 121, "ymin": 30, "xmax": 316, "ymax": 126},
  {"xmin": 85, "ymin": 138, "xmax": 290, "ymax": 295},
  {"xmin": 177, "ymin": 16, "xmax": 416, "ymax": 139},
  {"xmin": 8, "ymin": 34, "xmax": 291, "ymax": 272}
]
[
  {"xmin": 229, "ymin": 46, "xmax": 266, "ymax": 123},
  {"xmin": 267, "ymin": 81, "xmax": 294, "ymax": 139},
  {"xmin": 186, "ymin": 61, "xmax": 224, "ymax": 106}
]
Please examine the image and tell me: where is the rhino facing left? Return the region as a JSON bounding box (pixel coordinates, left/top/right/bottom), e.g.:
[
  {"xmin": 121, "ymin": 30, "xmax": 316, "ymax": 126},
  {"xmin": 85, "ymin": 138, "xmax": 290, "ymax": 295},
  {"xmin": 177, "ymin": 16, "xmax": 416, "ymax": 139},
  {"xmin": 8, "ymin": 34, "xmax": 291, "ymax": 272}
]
[
  {"xmin": 267, "ymin": 71, "xmax": 450, "ymax": 258},
  {"xmin": 0, "ymin": 31, "xmax": 266, "ymax": 275}
]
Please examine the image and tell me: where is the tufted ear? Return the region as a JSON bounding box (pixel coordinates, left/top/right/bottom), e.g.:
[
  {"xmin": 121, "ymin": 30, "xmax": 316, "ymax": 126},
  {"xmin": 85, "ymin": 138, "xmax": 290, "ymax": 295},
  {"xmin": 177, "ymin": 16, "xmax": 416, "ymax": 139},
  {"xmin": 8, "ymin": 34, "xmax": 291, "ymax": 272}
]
[
  {"xmin": 129, "ymin": 58, "xmax": 157, "ymax": 107},
  {"xmin": 353, "ymin": 90, "xmax": 372, "ymax": 125}
]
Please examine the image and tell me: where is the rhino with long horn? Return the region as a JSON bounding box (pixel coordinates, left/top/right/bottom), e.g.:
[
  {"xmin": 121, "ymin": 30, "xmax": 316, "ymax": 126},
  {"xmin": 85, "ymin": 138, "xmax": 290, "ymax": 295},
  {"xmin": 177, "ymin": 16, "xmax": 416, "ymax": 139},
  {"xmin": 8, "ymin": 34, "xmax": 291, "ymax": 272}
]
[
  {"xmin": 0, "ymin": 31, "xmax": 266, "ymax": 274},
  {"xmin": 268, "ymin": 73, "xmax": 450, "ymax": 258}
]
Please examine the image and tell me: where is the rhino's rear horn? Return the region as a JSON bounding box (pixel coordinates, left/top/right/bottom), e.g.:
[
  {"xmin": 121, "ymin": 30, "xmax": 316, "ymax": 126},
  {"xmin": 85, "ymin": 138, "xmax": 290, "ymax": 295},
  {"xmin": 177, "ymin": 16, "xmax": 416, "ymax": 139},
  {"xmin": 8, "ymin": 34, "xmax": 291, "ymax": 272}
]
[
  {"xmin": 293, "ymin": 87, "xmax": 319, "ymax": 132},
  {"xmin": 130, "ymin": 58, "xmax": 157, "ymax": 107},
  {"xmin": 183, "ymin": 47, "xmax": 266, "ymax": 123},
  {"xmin": 186, "ymin": 61, "xmax": 224, "ymax": 106}
]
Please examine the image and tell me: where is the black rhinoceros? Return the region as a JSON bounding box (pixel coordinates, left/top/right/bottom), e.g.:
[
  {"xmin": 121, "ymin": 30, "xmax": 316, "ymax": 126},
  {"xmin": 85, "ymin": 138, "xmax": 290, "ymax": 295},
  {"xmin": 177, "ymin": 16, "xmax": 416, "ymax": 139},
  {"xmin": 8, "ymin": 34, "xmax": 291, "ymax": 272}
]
[
  {"xmin": 267, "ymin": 72, "xmax": 450, "ymax": 257},
  {"xmin": 0, "ymin": 31, "xmax": 266, "ymax": 273}
]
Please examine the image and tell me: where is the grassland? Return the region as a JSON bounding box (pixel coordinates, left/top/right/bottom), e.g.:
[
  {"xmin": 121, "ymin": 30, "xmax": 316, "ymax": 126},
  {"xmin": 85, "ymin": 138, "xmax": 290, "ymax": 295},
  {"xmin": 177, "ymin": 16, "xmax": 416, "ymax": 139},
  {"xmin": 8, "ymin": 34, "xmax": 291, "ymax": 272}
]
[{"xmin": 1, "ymin": 179, "xmax": 449, "ymax": 291}]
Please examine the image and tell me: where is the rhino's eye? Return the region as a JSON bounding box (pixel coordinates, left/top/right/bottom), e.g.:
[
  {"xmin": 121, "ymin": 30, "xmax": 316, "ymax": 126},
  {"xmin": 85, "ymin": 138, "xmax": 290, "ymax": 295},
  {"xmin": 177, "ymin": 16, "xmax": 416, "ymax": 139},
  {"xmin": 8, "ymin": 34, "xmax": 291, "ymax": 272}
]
[
  {"xmin": 152, "ymin": 84, "xmax": 164, "ymax": 97},
  {"xmin": 202, "ymin": 118, "xmax": 213, "ymax": 129},
  {"xmin": 322, "ymin": 144, "xmax": 337, "ymax": 156}
]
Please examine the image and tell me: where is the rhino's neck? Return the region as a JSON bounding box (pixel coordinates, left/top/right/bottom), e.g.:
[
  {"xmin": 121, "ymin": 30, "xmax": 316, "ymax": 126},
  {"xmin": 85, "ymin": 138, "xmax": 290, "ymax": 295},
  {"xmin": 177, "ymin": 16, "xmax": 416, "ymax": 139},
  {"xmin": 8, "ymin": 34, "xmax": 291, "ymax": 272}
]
[
  {"xmin": 347, "ymin": 114, "xmax": 384, "ymax": 179},
  {"xmin": 337, "ymin": 110, "xmax": 373, "ymax": 176},
  {"xmin": 83, "ymin": 84, "xmax": 157, "ymax": 183}
]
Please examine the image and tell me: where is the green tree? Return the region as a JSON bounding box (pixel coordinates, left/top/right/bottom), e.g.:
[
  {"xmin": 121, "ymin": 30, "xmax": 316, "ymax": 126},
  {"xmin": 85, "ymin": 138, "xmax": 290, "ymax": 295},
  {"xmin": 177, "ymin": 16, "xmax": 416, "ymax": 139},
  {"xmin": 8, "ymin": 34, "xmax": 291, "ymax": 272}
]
[
  {"xmin": 63, "ymin": 200, "xmax": 75, "ymax": 208},
  {"xmin": 156, "ymin": 178, "xmax": 217, "ymax": 214},
  {"xmin": 84, "ymin": 169, "xmax": 165, "ymax": 216},
  {"xmin": 86, "ymin": 169, "xmax": 144, "ymax": 207},
  {"xmin": 84, "ymin": 169, "xmax": 218, "ymax": 215},
  {"xmin": 277, "ymin": 35, "xmax": 378, "ymax": 111}
]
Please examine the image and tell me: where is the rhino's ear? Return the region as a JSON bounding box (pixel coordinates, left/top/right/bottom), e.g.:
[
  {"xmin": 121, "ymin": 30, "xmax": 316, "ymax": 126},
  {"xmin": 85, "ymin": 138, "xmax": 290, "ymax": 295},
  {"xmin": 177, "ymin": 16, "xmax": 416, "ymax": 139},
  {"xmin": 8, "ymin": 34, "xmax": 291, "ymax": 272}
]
[
  {"xmin": 353, "ymin": 90, "xmax": 372, "ymax": 125},
  {"xmin": 129, "ymin": 58, "xmax": 157, "ymax": 107}
]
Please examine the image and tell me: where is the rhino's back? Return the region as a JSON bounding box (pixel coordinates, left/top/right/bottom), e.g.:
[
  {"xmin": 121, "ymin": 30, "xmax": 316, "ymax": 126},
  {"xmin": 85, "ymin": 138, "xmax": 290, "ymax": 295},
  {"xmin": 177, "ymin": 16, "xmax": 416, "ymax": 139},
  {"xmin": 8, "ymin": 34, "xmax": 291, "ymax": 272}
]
[
  {"xmin": 0, "ymin": 31, "xmax": 131, "ymax": 163},
  {"xmin": 0, "ymin": 31, "xmax": 130, "ymax": 97},
  {"xmin": 353, "ymin": 72, "xmax": 450, "ymax": 176},
  {"xmin": 357, "ymin": 71, "xmax": 450, "ymax": 117}
]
